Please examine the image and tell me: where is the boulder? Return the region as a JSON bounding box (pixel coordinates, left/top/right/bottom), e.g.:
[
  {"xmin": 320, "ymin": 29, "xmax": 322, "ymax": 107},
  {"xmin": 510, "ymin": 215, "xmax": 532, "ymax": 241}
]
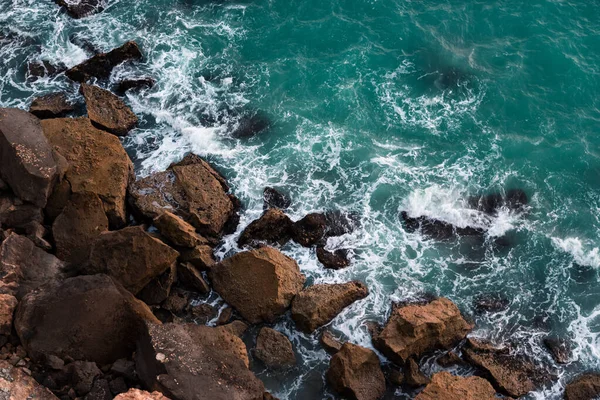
[
  {"xmin": 238, "ymin": 208, "xmax": 293, "ymax": 247},
  {"xmin": 0, "ymin": 108, "xmax": 60, "ymax": 207},
  {"xmin": 0, "ymin": 233, "xmax": 65, "ymax": 299},
  {"xmin": 85, "ymin": 378, "xmax": 112, "ymax": 400},
  {"xmin": 20, "ymin": 220, "xmax": 52, "ymax": 250},
  {"xmin": 210, "ymin": 247, "xmax": 305, "ymax": 323},
  {"xmin": 42, "ymin": 117, "xmax": 133, "ymax": 227},
  {"xmin": 115, "ymin": 389, "xmax": 170, "ymax": 400},
  {"xmin": 400, "ymin": 212, "xmax": 484, "ymax": 239},
  {"xmin": 316, "ymin": 247, "xmax": 350, "ymax": 269},
  {"xmin": 53, "ymin": 0, "xmax": 104, "ymax": 18},
  {"xmin": 129, "ymin": 154, "xmax": 235, "ymax": 240},
  {"xmin": 291, "ymin": 281, "xmax": 368, "ymax": 333},
  {"xmin": 291, "ymin": 213, "xmax": 327, "ymax": 247},
  {"xmin": 111, "ymin": 358, "xmax": 136, "ymax": 381},
  {"xmin": 179, "ymin": 245, "xmax": 216, "ymax": 271},
  {"xmin": 137, "ymin": 264, "xmax": 176, "ymax": 305},
  {"xmin": 65, "ymin": 361, "xmax": 102, "ymax": 396},
  {"xmin": 153, "ymin": 211, "xmax": 208, "ymax": 248},
  {"xmin": 65, "ymin": 41, "xmax": 142, "ymax": 82},
  {"xmin": 0, "ymin": 294, "xmax": 17, "ymax": 335},
  {"xmin": 403, "ymin": 358, "xmax": 429, "ymax": 388},
  {"xmin": 254, "ymin": 327, "xmax": 296, "ymax": 368},
  {"xmin": 543, "ymin": 336, "xmax": 571, "ymax": 364},
  {"xmin": 326, "ymin": 343, "xmax": 385, "ymax": 400},
  {"xmin": 415, "ymin": 371, "xmax": 497, "ymax": 400},
  {"xmin": 221, "ymin": 320, "xmax": 249, "ymax": 338},
  {"xmin": 27, "ymin": 60, "xmax": 67, "ymax": 80},
  {"xmin": 373, "ymin": 298, "xmax": 473, "ymax": 365},
  {"xmin": 85, "ymin": 226, "xmax": 179, "ymax": 294},
  {"xmin": 29, "ymin": 93, "xmax": 74, "ymax": 119},
  {"xmin": 52, "ymin": 192, "xmax": 109, "ymax": 265},
  {"xmin": 190, "ymin": 303, "xmax": 217, "ymax": 324},
  {"xmin": 116, "ymin": 78, "xmax": 155, "ymax": 94},
  {"xmin": 0, "ymin": 360, "xmax": 58, "ymax": 399},
  {"xmin": 263, "ymin": 187, "xmax": 291, "ymax": 210},
  {"xmin": 15, "ymin": 274, "xmax": 159, "ymax": 364},
  {"xmin": 177, "ymin": 262, "xmax": 210, "ymax": 294},
  {"xmin": 0, "ymin": 192, "xmax": 43, "ymax": 228},
  {"xmin": 324, "ymin": 210, "xmax": 359, "ymax": 237},
  {"xmin": 564, "ymin": 373, "xmax": 600, "ymax": 400},
  {"xmin": 320, "ymin": 330, "xmax": 343, "ymax": 354},
  {"xmin": 136, "ymin": 322, "xmax": 264, "ymax": 400},
  {"xmin": 436, "ymin": 351, "xmax": 465, "ymax": 367},
  {"xmin": 81, "ymin": 84, "xmax": 138, "ymax": 136}
]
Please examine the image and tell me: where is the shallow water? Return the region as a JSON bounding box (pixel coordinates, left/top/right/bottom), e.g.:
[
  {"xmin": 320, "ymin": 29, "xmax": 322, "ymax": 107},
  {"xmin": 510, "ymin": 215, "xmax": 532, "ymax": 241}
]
[{"xmin": 2, "ymin": 0, "xmax": 600, "ymax": 398}]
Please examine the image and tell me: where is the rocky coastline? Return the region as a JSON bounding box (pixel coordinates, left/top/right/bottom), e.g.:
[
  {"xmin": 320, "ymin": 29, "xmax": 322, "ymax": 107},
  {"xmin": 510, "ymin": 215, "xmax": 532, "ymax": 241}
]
[{"xmin": 0, "ymin": 9, "xmax": 599, "ymax": 400}]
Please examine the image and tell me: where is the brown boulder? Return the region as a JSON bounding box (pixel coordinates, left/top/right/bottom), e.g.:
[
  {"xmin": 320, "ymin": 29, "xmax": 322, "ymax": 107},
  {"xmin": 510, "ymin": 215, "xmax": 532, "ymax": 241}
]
[
  {"xmin": 15, "ymin": 274, "xmax": 159, "ymax": 364},
  {"xmin": 81, "ymin": 84, "xmax": 138, "ymax": 136},
  {"xmin": 52, "ymin": 192, "xmax": 109, "ymax": 265},
  {"xmin": 29, "ymin": 93, "xmax": 74, "ymax": 119},
  {"xmin": 565, "ymin": 373, "xmax": 600, "ymax": 400},
  {"xmin": 177, "ymin": 262, "xmax": 210, "ymax": 294},
  {"xmin": 326, "ymin": 342, "xmax": 385, "ymax": 400},
  {"xmin": 316, "ymin": 246, "xmax": 350, "ymax": 269},
  {"xmin": 254, "ymin": 327, "xmax": 296, "ymax": 368},
  {"xmin": 138, "ymin": 264, "xmax": 177, "ymax": 305},
  {"xmin": 85, "ymin": 226, "xmax": 179, "ymax": 294},
  {"xmin": 115, "ymin": 389, "xmax": 170, "ymax": 400},
  {"xmin": 291, "ymin": 281, "xmax": 368, "ymax": 333},
  {"xmin": 321, "ymin": 330, "xmax": 343, "ymax": 354},
  {"xmin": 179, "ymin": 245, "xmax": 216, "ymax": 271},
  {"xmin": 0, "ymin": 192, "xmax": 43, "ymax": 228},
  {"xmin": 373, "ymin": 298, "xmax": 473, "ymax": 364},
  {"xmin": 210, "ymin": 247, "xmax": 305, "ymax": 324},
  {"xmin": 0, "ymin": 360, "xmax": 58, "ymax": 399},
  {"xmin": 0, "ymin": 293, "xmax": 17, "ymax": 335},
  {"xmin": 154, "ymin": 211, "xmax": 208, "ymax": 248},
  {"xmin": 0, "ymin": 108, "xmax": 60, "ymax": 207},
  {"xmin": 415, "ymin": 371, "xmax": 497, "ymax": 400},
  {"xmin": 42, "ymin": 117, "xmax": 133, "ymax": 227},
  {"xmin": 292, "ymin": 213, "xmax": 327, "ymax": 247},
  {"xmin": 238, "ymin": 208, "xmax": 293, "ymax": 247},
  {"xmin": 403, "ymin": 358, "xmax": 429, "ymax": 388},
  {"xmin": 136, "ymin": 322, "xmax": 264, "ymax": 400},
  {"xmin": 65, "ymin": 41, "xmax": 142, "ymax": 82}
]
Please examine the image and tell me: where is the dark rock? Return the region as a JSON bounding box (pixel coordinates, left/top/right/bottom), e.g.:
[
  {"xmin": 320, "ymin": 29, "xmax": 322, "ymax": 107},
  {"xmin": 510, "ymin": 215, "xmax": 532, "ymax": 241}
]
[
  {"xmin": 84, "ymin": 378, "xmax": 112, "ymax": 400},
  {"xmin": 162, "ymin": 288, "xmax": 191, "ymax": 316},
  {"xmin": 177, "ymin": 262, "xmax": 210, "ymax": 294},
  {"xmin": 27, "ymin": 60, "xmax": 67, "ymax": 80},
  {"xmin": 65, "ymin": 361, "xmax": 102, "ymax": 396},
  {"xmin": 473, "ymin": 293, "xmax": 510, "ymax": 313},
  {"xmin": 263, "ymin": 187, "xmax": 291, "ymax": 210},
  {"xmin": 154, "ymin": 211, "xmax": 209, "ymax": 248},
  {"xmin": 0, "ymin": 192, "xmax": 43, "ymax": 229},
  {"xmin": 20, "ymin": 220, "xmax": 52, "ymax": 251},
  {"xmin": 116, "ymin": 78, "xmax": 155, "ymax": 94},
  {"xmin": 564, "ymin": 373, "xmax": 600, "ymax": 400},
  {"xmin": 320, "ymin": 330, "xmax": 343, "ymax": 354},
  {"xmin": 400, "ymin": 211, "xmax": 484, "ymax": 240},
  {"xmin": 404, "ymin": 358, "xmax": 429, "ymax": 388},
  {"xmin": 80, "ymin": 84, "xmax": 138, "ymax": 136},
  {"xmin": 109, "ymin": 377, "xmax": 128, "ymax": 395},
  {"xmin": 325, "ymin": 210, "xmax": 359, "ymax": 237},
  {"xmin": 436, "ymin": 351, "xmax": 464, "ymax": 367},
  {"xmin": 216, "ymin": 306, "xmax": 233, "ymax": 325},
  {"xmin": 291, "ymin": 212, "xmax": 327, "ymax": 247},
  {"xmin": 65, "ymin": 41, "xmax": 142, "ymax": 82},
  {"xmin": 254, "ymin": 327, "xmax": 296, "ymax": 368},
  {"xmin": 468, "ymin": 189, "xmax": 528, "ymax": 215},
  {"xmin": 415, "ymin": 371, "xmax": 498, "ymax": 400},
  {"xmin": 29, "ymin": 93, "xmax": 74, "ymax": 119},
  {"xmin": 68, "ymin": 34, "xmax": 100, "ymax": 55},
  {"xmin": 238, "ymin": 208, "xmax": 293, "ymax": 248},
  {"xmin": 179, "ymin": 245, "xmax": 216, "ymax": 271},
  {"xmin": 543, "ymin": 336, "xmax": 571, "ymax": 364},
  {"xmin": 316, "ymin": 246, "xmax": 350, "ymax": 269},
  {"xmin": 137, "ymin": 264, "xmax": 176, "ymax": 305},
  {"xmin": 190, "ymin": 303, "xmax": 217, "ymax": 324},
  {"xmin": 0, "ymin": 360, "xmax": 57, "ymax": 399},
  {"xmin": 46, "ymin": 355, "xmax": 65, "ymax": 370},
  {"xmin": 54, "ymin": 0, "xmax": 104, "ymax": 18},
  {"xmin": 111, "ymin": 359, "xmax": 136, "ymax": 381},
  {"xmin": 231, "ymin": 112, "xmax": 270, "ymax": 139},
  {"xmin": 0, "ymin": 294, "xmax": 17, "ymax": 335},
  {"xmin": 221, "ymin": 320, "xmax": 248, "ymax": 337}
]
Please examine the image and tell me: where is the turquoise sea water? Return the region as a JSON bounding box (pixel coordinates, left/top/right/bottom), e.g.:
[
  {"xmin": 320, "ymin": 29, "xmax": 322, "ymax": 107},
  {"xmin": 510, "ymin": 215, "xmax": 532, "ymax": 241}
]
[{"xmin": 2, "ymin": 0, "xmax": 600, "ymax": 398}]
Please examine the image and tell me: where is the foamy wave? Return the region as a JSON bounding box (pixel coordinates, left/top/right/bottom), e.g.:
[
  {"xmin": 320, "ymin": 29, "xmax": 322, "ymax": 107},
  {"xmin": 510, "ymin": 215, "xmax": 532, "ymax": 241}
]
[{"xmin": 551, "ymin": 237, "xmax": 600, "ymax": 268}]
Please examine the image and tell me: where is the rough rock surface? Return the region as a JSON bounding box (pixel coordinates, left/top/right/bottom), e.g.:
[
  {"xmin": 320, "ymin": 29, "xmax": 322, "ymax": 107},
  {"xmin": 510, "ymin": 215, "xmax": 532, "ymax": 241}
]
[
  {"xmin": 415, "ymin": 372, "xmax": 498, "ymax": 400},
  {"xmin": 138, "ymin": 264, "xmax": 176, "ymax": 305},
  {"xmin": 210, "ymin": 247, "xmax": 305, "ymax": 323},
  {"xmin": 42, "ymin": 117, "xmax": 133, "ymax": 227},
  {"xmin": 136, "ymin": 322, "xmax": 264, "ymax": 400},
  {"xmin": 54, "ymin": 0, "xmax": 104, "ymax": 18},
  {"xmin": 400, "ymin": 211, "xmax": 484, "ymax": 239},
  {"xmin": 564, "ymin": 373, "xmax": 600, "ymax": 400},
  {"xmin": 179, "ymin": 245, "xmax": 216, "ymax": 271},
  {"xmin": 29, "ymin": 93, "xmax": 74, "ymax": 119},
  {"xmin": 0, "ymin": 293, "xmax": 17, "ymax": 335},
  {"xmin": 15, "ymin": 274, "xmax": 159, "ymax": 364},
  {"xmin": 115, "ymin": 389, "xmax": 170, "ymax": 400},
  {"xmin": 263, "ymin": 187, "xmax": 291, "ymax": 210},
  {"xmin": 291, "ymin": 281, "xmax": 368, "ymax": 333},
  {"xmin": 153, "ymin": 211, "xmax": 208, "ymax": 248},
  {"xmin": 81, "ymin": 84, "xmax": 138, "ymax": 136},
  {"xmin": 177, "ymin": 262, "xmax": 210, "ymax": 294},
  {"xmin": 0, "ymin": 108, "xmax": 59, "ymax": 207},
  {"xmin": 403, "ymin": 358, "xmax": 429, "ymax": 388},
  {"xmin": 66, "ymin": 41, "xmax": 142, "ymax": 82},
  {"xmin": 326, "ymin": 343, "xmax": 386, "ymax": 400},
  {"xmin": 86, "ymin": 226, "xmax": 179, "ymax": 294},
  {"xmin": 0, "ymin": 360, "xmax": 58, "ymax": 399},
  {"xmin": 291, "ymin": 213, "xmax": 327, "ymax": 247},
  {"xmin": 27, "ymin": 60, "xmax": 67, "ymax": 80},
  {"xmin": 373, "ymin": 298, "xmax": 473, "ymax": 364},
  {"xmin": 316, "ymin": 247, "xmax": 350, "ymax": 269},
  {"xmin": 321, "ymin": 330, "xmax": 343, "ymax": 354},
  {"xmin": 254, "ymin": 327, "xmax": 296, "ymax": 368},
  {"xmin": 238, "ymin": 208, "xmax": 293, "ymax": 247},
  {"xmin": 0, "ymin": 192, "xmax": 43, "ymax": 228},
  {"xmin": 116, "ymin": 78, "xmax": 155, "ymax": 94},
  {"xmin": 543, "ymin": 336, "xmax": 571, "ymax": 364}
]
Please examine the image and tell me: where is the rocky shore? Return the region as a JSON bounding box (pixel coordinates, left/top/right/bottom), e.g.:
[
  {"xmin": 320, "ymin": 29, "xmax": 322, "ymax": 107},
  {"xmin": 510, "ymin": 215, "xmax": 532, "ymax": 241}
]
[{"xmin": 0, "ymin": 14, "xmax": 599, "ymax": 400}]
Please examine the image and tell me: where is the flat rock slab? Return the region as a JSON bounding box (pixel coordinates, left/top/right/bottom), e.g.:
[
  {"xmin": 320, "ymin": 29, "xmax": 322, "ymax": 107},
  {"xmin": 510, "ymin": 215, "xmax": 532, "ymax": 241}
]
[
  {"xmin": 81, "ymin": 84, "xmax": 138, "ymax": 136},
  {"xmin": 29, "ymin": 93, "xmax": 74, "ymax": 119},
  {"xmin": 415, "ymin": 372, "xmax": 498, "ymax": 400}
]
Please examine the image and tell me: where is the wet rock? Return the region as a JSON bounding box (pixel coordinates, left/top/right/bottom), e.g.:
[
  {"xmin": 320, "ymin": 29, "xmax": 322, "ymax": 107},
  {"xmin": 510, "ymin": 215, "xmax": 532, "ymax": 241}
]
[
  {"xmin": 254, "ymin": 327, "xmax": 296, "ymax": 368},
  {"xmin": 29, "ymin": 93, "xmax": 74, "ymax": 119},
  {"xmin": 292, "ymin": 212, "xmax": 327, "ymax": 247},
  {"xmin": 85, "ymin": 226, "xmax": 179, "ymax": 294},
  {"xmin": 316, "ymin": 246, "xmax": 350, "ymax": 269},
  {"xmin": 403, "ymin": 358, "xmax": 429, "ymax": 388},
  {"xmin": 263, "ymin": 393, "xmax": 278, "ymax": 400},
  {"xmin": 15, "ymin": 274, "xmax": 159, "ymax": 364},
  {"xmin": 66, "ymin": 41, "xmax": 142, "ymax": 82},
  {"xmin": 136, "ymin": 322, "xmax": 264, "ymax": 400},
  {"xmin": 462, "ymin": 338, "xmax": 548, "ymax": 398},
  {"xmin": 238, "ymin": 208, "xmax": 293, "ymax": 247},
  {"xmin": 137, "ymin": 264, "xmax": 176, "ymax": 305},
  {"xmin": 116, "ymin": 77, "xmax": 156, "ymax": 94},
  {"xmin": 231, "ymin": 112, "xmax": 270, "ymax": 138},
  {"xmin": 52, "ymin": 192, "xmax": 109, "ymax": 265},
  {"xmin": 0, "ymin": 192, "xmax": 43, "ymax": 229},
  {"xmin": 114, "ymin": 389, "xmax": 170, "ymax": 400},
  {"xmin": 0, "ymin": 294, "xmax": 17, "ymax": 335},
  {"xmin": 54, "ymin": 0, "xmax": 104, "ymax": 18},
  {"xmin": 373, "ymin": 298, "xmax": 473, "ymax": 365},
  {"xmin": 473, "ymin": 293, "xmax": 510, "ymax": 313},
  {"xmin": 190, "ymin": 303, "xmax": 217, "ymax": 324},
  {"xmin": 42, "ymin": 117, "xmax": 134, "ymax": 227},
  {"xmin": 415, "ymin": 371, "xmax": 497, "ymax": 400},
  {"xmin": 400, "ymin": 211, "xmax": 484, "ymax": 240},
  {"xmin": 177, "ymin": 262, "xmax": 210, "ymax": 294},
  {"xmin": 0, "ymin": 360, "xmax": 57, "ymax": 399},
  {"xmin": 216, "ymin": 306, "xmax": 233, "ymax": 325},
  {"xmin": 263, "ymin": 187, "xmax": 291, "ymax": 210},
  {"xmin": 0, "ymin": 233, "xmax": 65, "ymax": 299},
  {"xmin": 320, "ymin": 330, "xmax": 343, "ymax": 354},
  {"xmin": 0, "ymin": 108, "xmax": 60, "ymax": 207},
  {"xmin": 564, "ymin": 373, "xmax": 600, "ymax": 400},
  {"xmin": 80, "ymin": 84, "xmax": 138, "ymax": 136},
  {"xmin": 543, "ymin": 336, "xmax": 571, "ymax": 364},
  {"xmin": 291, "ymin": 281, "xmax": 368, "ymax": 333},
  {"xmin": 324, "ymin": 210, "xmax": 359, "ymax": 237},
  {"xmin": 68, "ymin": 34, "xmax": 100, "ymax": 55},
  {"xmin": 179, "ymin": 245, "xmax": 216, "ymax": 271},
  {"xmin": 468, "ymin": 189, "xmax": 528, "ymax": 215},
  {"xmin": 210, "ymin": 247, "xmax": 305, "ymax": 323},
  {"xmin": 326, "ymin": 342, "xmax": 386, "ymax": 400},
  {"xmin": 436, "ymin": 351, "xmax": 464, "ymax": 367},
  {"xmin": 153, "ymin": 211, "xmax": 209, "ymax": 248},
  {"xmin": 65, "ymin": 361, "xmax": 102, "ymax": 396},
  {"xmin": 129, "ymin": 154, "xmax": 235, "ymax": 240},
  {"xmin": 27, "ymin": 60, "xmax": 67, "ymax": 80}
]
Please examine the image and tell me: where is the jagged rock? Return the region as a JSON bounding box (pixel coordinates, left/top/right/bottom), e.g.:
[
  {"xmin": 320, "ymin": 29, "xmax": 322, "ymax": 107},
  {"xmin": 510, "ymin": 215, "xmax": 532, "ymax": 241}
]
[
  {"xmin": 415, "ymin": 372, "xmax": 498, "ymax": 400},
  {"xmin": 109, "ymin": 377, "xmax": 128, "ymax": 396},
  {"xmin": 190, "ymin": 303, "xmax": 217, "ymax": 324},
  {"xmin": 0, "ymin": 360, "xmax": 58, "ymax": 399},
  {"xmin": 291, "ymin": 281, "xmax": 368, "ymax": 333},
  {"xmin": 129, "ymin": 154, "xmax": 235, "ymax": 240},
  {"xmin": 292, "ymin": 213, "xmax": 327, "ymax": 247},
  {"xmin": 111, "ymin": 359, "xmax": 136, "ymax": 381},
  {"xmin": 154, "ymin": 211, "xmax": 208, "ymax": 248},
  {"xmin": 0, "ymin": 108, "xmax": 60, "ymax": 207},
  {"xmin": 115, "ymin": 389, "xmax": 170, "ymax": 400},
  {"xmin": 85, "ymin": 378, "xmax": 112, "ymax": 400},
  {"xmin": 42, "ymin": 117, "xmax": 133, "ymax": 227},
  {"xmin": 238, "ymin": 208, "xmax": 293, "ymax": 247},
  {"xmin": 80, "ymin": 84, "xmax": 138, "ymax": 136},
  {"xmin": 0, "ymin": 294, "xmax": 17, "ymax": 335},
  {"xmin": 320, "ymin": 330, "xmax": 343, "ymax": 354},
  {"xmin": 564, "ymin": 373, "xmax": 600, "ymax": 400},
  {"xmin": 65, "ymin": 41, "xmax": 142, "ymax": 82},
  {"xmin": 462, "ymin": 338, "xmax": 548, "ymax": 398},
  {"xmin": 137, "ymin": 264, "xmax": 176, "ymax": 305},
  {"xmin": 177, "ymin": 262, "xmax": 210, "ymax": 294},
  {"xmin": 136, "ymin": 322, "xmax": 264, "ymax": 400},
  {"xmin": 543, "ymin": 336, "xmax": 571, "ymax": 364},
  {"xmin": 65, "ymin": 361, "xmax": 102, "ymax": 396},
  {"xmin": 116, "ymin": 78, "xmax": 155, "ymax": 94},
  {"xmin": 221, "ymin": 320, "xmax": 248, "ymax": 337},
  {"xmin": 316, "ymin": 247, "xmax": 350, "ymax": 269},
  {"xmin": 20, "ymin": 220, "xmax": 52, "ymax": 251},
  {"xmin": 52, "ymin": 192, "xmax": 109, "ymax": 265},
  {"xmin": 473, "ymin": 293, "xmax": 510, "ymax": 313},
  {"xmin": 263, "ymin": 187, "xmax": 291, "ymax": 210},
  {"xmin": 0, "ymin": 233, "xmax": 65, "ymax": 299},
  {"xmin": 54, "ymin": 0, "xmax": 104, "ymax": 18},
  {"xmin": 324, "ymin": 210, "xmax": 359, "ymax": 237},
  {"xmin": 436, "ymin": 351, "xmax": 464, "ymax": 367},
  {"xmin": 373, "ymin": 298, "xmax": 473, "ymax": 365},
  {"xmin": 15, "ymin": 274, "xmax": 159, "ymax": 364},
  {"xmin": 326, "ymin": 343, "xmax": 386, "ymax": 400},
  {"xmin": 210, "ymin": 247, "xmax": 305, "ymax": 323},
  {"xmin": 400, "ymin": 211, "xmax": 485, "ymax": 239},
  {"xmin": 403, "ymin": 358, "xmax": 429, "ymax": 388},
  {"xmin": 29, "ymin": 93, "xmax": 74, "ymax": 119},
  {"xmin": 179, "ymin": 245, "xmax": 216, "ymax": 271},
  {"xmin": 85, "ymin": 226, "xmax": 179, "ymax": 294},
  {"xmin": 27, "ymin": 60, "xmax": 67, "ymax": 80},
  {"xmin": 254, "ymin": 327, "xmax": 296, "ymax": 368},
  {"xmin": 0, "ymin": 192, "xmax": 43, "ymax": 228},
  {"xmin": 162, "ymin": 288, "xmax": 191, "ymax": 316}
]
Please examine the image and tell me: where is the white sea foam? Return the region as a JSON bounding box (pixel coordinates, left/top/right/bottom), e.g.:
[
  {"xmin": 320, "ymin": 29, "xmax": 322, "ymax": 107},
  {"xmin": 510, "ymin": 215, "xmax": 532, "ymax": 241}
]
[{"xmin": 551, "ymin": 237, "xmax": 600, "ymax": 268}]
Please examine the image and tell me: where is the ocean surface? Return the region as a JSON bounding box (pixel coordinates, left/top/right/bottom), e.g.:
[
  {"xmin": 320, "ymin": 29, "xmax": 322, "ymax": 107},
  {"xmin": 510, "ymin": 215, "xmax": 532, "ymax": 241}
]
[{"xmin": 2, "ymin": 0, "xmax": 600, "ymax": 398}]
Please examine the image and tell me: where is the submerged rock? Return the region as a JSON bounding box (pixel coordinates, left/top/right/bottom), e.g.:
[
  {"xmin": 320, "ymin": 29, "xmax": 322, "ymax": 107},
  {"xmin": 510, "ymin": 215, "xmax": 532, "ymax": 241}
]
[
  {"xmin": 473, "ymin": 293, "xmax": 510, "ymax": 313},
  {"xmin": 54, "ymin": 0, "xmax": 104, "ymax": 18},
  {"xmin": 543, "ymin": 336, "xmax": 571, "ymax": 364},
  {"xmin": 316, "ymin": 246, "xmax": 350, "ymax": 269},
  {"xmin": 238, "ymin": 208, "xmax": 293, "ymax": 248},
  {"xmin": 231, "ymin": 112, "xmax": 271, "ymax": 139},
  {"xmin": 29, "ymin": 93, "xmax": 74, "ymax": 119},
  {"xmin": 254, "ymin": 327, "xmax": 296, "ymax": 368},
  {"xmin": 415, "ymin": 371, "xmax": 497, "ymax": 400},
  {"xmin": 564, "ymin": 373, "xmax": 600, "ymax": 400},
  {"xmin": 468, "ymin": 188, "xmax": 528, "ymax": 215},
  {"xmin": 27, "ymin": 60, "xmax": 67, "ymax": 80},
  {"xmin": 263, "ymin": 187, "xmax": 291, "ymax": 210},
  {"xmin": 81, "ymin": 84, "xmax": 138, "ymax": 136},
  {"xmin": 400, "ymin": 211, "xmax": 484, "ymax": 240},
  {"xmin": 66, "ymin": 41, "xmax": 142, "ymax": 82}
]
